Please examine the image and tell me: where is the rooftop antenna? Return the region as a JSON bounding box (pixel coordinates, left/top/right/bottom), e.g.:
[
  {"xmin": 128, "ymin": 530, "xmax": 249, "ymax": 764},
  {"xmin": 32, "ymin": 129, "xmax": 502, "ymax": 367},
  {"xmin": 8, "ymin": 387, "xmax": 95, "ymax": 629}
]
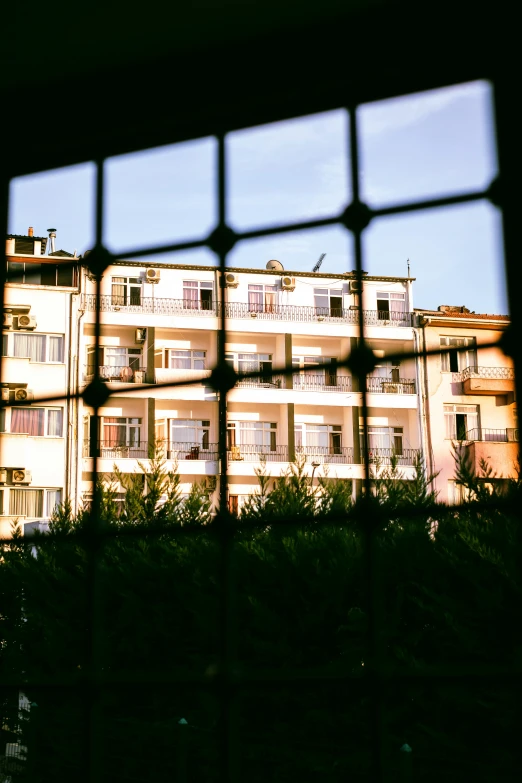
[
  {"xmin": 407, "ymin": 258, "xmax": 411, "ymax": 278},
  {"xmin": 312, "ymin": 253, "xmax": 326, "ymax": 273},
  {"xmin": 47, "ymin": 228, "xmax": 56, "ymax": 254}
]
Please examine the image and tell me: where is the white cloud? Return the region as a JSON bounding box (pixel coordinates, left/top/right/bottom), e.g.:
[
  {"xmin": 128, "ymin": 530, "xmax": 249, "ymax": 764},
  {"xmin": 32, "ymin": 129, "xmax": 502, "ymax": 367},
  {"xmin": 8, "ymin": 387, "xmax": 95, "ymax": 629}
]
[{"xmin": 360, "ymin": 81, "xmax": 489, "ymax": 138}]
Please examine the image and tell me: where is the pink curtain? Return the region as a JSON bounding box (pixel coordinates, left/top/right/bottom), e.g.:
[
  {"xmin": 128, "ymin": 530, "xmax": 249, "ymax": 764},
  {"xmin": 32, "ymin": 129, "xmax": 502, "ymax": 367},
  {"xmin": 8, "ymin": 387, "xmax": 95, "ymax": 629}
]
[
  {"xmin": 11, "ymin": 408, "xmax": 44, "ymax": 436},
  {"xmin": 183, "ymin": 282, "xmax": 199, "ymax": 309}
]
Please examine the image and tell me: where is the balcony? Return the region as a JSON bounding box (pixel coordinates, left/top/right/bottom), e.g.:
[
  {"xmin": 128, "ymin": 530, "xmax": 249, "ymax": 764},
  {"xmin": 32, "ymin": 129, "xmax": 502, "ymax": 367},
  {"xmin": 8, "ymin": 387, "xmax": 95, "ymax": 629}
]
[
  {"xmin": 234, "ymin": 374, "xmax": 352, "ymax": 392},
  {"xmin": 363, "ymin": 447, "xmax": 420, "ymax": 466},
  {"xmin": 461, "ymin": 429, "xmax": 519, "ymax": 479},
  {"xmin": 228, "ymin": 444, "xmax": 289, "ymax": 462},
  {"xmin": 366, "ymin": 377, "xmax": 416, "ymax": 395},
  {"xmin": 461, "ymin": 366, "xmax": 515, "ymax": 396},
  {"xmin": 83, "ymin": 441, "xmax": 219, "ymax": 461},
  {"xmin": 83, "ymin": 365, "xmax": 147, "ymax": 384},
  {"xmin": 465, "ymin": 428, "xmax": 519, "ymax": 443},
  {"xmin": 81, "ymin": 295, "xmax": 412, "ymax": 327},
  {"xmin": 295, "ymin": 445, "xmax": 354, "ymax": 464}
]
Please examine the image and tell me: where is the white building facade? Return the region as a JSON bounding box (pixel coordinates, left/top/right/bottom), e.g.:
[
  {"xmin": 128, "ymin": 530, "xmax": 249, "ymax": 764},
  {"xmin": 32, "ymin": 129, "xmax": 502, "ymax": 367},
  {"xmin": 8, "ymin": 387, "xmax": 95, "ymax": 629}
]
[{"xmin": 77, "ymin": 260, "xmax": 420, "ymax": 511}]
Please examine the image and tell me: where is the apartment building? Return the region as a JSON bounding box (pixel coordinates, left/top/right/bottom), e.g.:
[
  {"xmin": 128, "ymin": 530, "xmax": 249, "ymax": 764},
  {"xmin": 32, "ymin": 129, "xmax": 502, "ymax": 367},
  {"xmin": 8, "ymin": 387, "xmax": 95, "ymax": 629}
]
[
  {"xmin": 415, "ymin": 305, "xmax": 517, "ymax": 503},
  {"xmin": 1, "ymin": 229, "xmax": 80, "ymax": 536},
  {"xmin": 78, "ymin": 260, "xmax": 420, "ymax": 511}
]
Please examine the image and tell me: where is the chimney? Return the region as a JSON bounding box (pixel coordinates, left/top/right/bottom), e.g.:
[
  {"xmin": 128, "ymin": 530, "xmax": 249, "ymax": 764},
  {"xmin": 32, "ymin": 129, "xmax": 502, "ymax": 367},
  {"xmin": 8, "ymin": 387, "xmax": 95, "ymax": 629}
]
[
  {"xmin": 6, "ymin": 238, "xmax": 15, "ymax": 255},
  {"xmin": 28, "ymin": 227, "xmax": 34, "ymax": 237},
  {"xmin": 47, "ymin": 227, "xmax": 56, "ymax": 254}
]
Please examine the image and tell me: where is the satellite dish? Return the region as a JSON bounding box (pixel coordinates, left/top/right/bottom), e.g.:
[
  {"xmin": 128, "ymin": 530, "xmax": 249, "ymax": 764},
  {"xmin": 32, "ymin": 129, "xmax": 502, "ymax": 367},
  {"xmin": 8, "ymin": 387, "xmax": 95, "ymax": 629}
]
[
  {"xmin": 313, "ymin": 253, "xmax": 326, "ymax": 273},
  {"xmin": 266, "ymin": 259, "xmax": 284, "ymax": 271}
]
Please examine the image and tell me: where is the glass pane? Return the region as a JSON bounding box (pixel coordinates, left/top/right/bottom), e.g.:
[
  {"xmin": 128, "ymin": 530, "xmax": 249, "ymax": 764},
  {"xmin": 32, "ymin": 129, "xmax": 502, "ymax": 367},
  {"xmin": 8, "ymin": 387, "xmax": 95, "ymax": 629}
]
[
  {"xmin": 228, "ymin": 110, "xmax": 350, "ymax": 230},
  {"xmin": 11, "ymin": 408, "xmax": 45, "ymax": 436},
  {"xmin": 359, "ymin": 81, "xmax": 496, "ymax": 207},
  {"xmin": 105, "ymin": 138, "xmax": 216, "ymax": 251},
  {"xmin": 47, "ymin": 409, "xmax": 63, "ymax": 437}
]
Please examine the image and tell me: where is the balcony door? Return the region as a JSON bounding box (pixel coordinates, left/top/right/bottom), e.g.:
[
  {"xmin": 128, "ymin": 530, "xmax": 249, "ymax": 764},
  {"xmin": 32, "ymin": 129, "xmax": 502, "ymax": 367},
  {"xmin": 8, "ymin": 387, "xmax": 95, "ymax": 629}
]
[{"xmin": 111, "ymin": 276, "xmax": 142, "ymax": 307}]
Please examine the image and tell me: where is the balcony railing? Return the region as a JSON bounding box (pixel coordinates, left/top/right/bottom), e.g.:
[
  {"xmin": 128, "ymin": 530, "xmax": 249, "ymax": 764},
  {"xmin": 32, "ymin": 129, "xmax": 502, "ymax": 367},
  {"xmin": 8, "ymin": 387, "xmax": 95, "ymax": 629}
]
[
  {"xmin": 363, "ymin": 447, "xmax": 420, "ymax": 466},
  {"xmin": 295, "ymin": 445, "xmax": 354, "ymax": 464},
  {"xmin": 292, "ymin": 374, "xmax": 352, "ymax": 392},
  {"xmin": 83, "ymin": 441, "xmax": 149, "ymax": 459},
  {"xmin": 228, "ymin": 444, "xmax": 289, "ymax": 462},
  {"xmin": 83, "ymin": 441, "xmax": 219, "ymax": 460},
  {"xmin": 465, "ymin": 428, "xmax": 519, "ymax": 443},
  {"xmin": 235, "ymin": 375, "xmax": 285, "ymax": 389},
  {"xmin": 366, "ymin": 377, "xmax": 416, "ymax": 394},
  {"xmin": 461, "ymin": 365, "xmax": 515, "ymax": 381},
  {"xmin": 81, "ymin": 295, "xmax": 412, "ymax": 327},
  {"xmin": 83, "ymin": 365, "xmax": 147, "ymax": 383}
]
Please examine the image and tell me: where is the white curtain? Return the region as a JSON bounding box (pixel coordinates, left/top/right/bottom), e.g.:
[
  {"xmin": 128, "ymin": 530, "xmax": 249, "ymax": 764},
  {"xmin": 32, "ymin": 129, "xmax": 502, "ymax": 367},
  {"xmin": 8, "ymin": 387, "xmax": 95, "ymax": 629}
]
[
  {"xmin": 10, "ymin": 489, "xmax": 44, "ymax": 518},
  {"xmin": 46, "ymin": 490, "xmax": 62, "ymax": 517},
  {"xmin": 49, "ymin": 336, "xmax": 63, "ymax": 362},
  {"xmin": 48, "ymin": 409, "xmax": 63, "ymax": 437},
  {"xmin": 13, "ymin": 333, "xmax": 46, "ymax": 362}
]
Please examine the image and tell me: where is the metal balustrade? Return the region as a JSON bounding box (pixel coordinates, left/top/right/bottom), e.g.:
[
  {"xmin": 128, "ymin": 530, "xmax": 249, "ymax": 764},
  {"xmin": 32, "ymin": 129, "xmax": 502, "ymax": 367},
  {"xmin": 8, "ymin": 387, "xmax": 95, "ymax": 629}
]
[
  {"xmin": 227, "ymin": 444, "xmax": 289, "ymax": 462},
  {"xmin": 465, "ymin": 428, "xmax": 519, "ymax": 443},
  {"xmin": 292, "ymin": 374, "xmax": 352, "ymax": 392},
  {"xmin": 366, "ymin": 377, "xmax": 416, "ymax": 394},
  {"xmin": 235, "ymin": 375, "xmax": 285, "ymax": 389},
  {"xmin": 83, "ymin": 365, "xmax": 147, "ymax": 383},
  {"xmin": 461, "ymin": 365, "xmax": 515, "ymax": 381},
  {"xmin": 363, "ymin": 447, "xmax": 420, "ymax": 466},
  {"xmin": 81, "ymin": 295, "xmax": 412, "ymax": 326},
  {"xmin": 83, "ymin": 440, "xmax": 220, "ymax": 460},
  {"xmin": 295, "ymin": 445, "xmax": 354, "ymax": 464}
]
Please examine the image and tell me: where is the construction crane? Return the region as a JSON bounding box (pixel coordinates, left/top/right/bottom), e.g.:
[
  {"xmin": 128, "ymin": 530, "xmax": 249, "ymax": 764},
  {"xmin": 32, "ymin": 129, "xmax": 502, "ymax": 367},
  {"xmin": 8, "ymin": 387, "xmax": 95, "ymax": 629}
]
[{"xmin": 312, "ymin": 253, "xmax": 326, "ymax": 273}]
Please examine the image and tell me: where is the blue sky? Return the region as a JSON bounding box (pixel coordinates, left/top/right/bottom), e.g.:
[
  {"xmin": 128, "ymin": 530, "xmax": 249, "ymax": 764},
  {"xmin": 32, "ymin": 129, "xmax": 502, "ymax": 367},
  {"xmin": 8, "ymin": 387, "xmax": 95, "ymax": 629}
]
[{"xmin": 8, "ymin": 80, "xmax": 506, "ymax": 315}]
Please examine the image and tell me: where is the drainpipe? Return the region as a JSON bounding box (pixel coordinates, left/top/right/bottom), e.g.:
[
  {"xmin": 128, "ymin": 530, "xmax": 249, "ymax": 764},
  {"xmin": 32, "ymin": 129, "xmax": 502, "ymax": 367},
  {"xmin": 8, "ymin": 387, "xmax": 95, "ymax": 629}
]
[
  {"xmin": 74, "ymin": 266, "xmax": 86, "ymax": 513},
  {"xmin": 416, "ymin": 317, "xmax": 435, "ymax": 487}
]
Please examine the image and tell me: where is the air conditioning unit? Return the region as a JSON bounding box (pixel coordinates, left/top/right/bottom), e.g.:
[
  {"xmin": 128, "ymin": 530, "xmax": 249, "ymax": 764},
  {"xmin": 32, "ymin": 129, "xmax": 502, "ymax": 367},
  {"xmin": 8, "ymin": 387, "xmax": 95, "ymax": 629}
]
[
  {"xmin": 281, "ymin": 276, "xmax": 296, "ymax": 291},
  {"xmin": 17, "ymin": 314, "xmax": 37, "ymax": 330},
  {"xmin": 350, "ymin": 280, "xmax": 362, "ymax": 294},
  {"xmin": 146, "ymin": 268, "xmax": 160, "ymax": 283},
  {"xmin": 12, "ymin": 469, "xmax": 32, "ymax": 484},
  {"xmin": 3, "ymin": 313, "xmax": 13, "ymax": 328},
  {"xmin": 225, "ymin": 273, "xmax": 239, "ymax": 288},
  {"xmin": 0, "ymin": 468, "xmax": 7, "ymax": 484},
  {"xmin": 135, "ymin": 328, "xmax": 146, "ymax": 343},
  {"xmin": 1, "ymin": 387, "xmax": 10, "ymax": 401},
  {"xmin": 14, "ymin": 388, "xmax": 34, "ymax": 402}
]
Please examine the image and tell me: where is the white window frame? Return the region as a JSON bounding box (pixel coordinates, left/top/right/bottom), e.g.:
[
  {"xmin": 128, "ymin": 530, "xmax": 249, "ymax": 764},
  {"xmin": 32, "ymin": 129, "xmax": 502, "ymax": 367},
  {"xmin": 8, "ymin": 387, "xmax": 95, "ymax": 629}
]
[
  {"xmin": 361, "ymin": 425, "xmax": 404, "ymax": 454},
  {"xmin": 247, "ymin": 284, "xmax": 278, "ymax": 313},
  {"xmin": 169, "ymin": 418, "xmax": 210, "ymax": 447},
  {"xmin": 182, "ymin": 280, "xmax": 214, "ymax": 310},
  {"xmin": 376, "ymin": 291, "xmax": 406, "ymax": 321},
  {"xmin": 295, "ymin": 423, "xmax": 342, "ymax": 451},
  {"xmin": 111, "ymin": 276, "xmax": 143, "ymax": 306},
  {"xmin": 7, "ymin": 487, "xmax": 62, "ymax": 519},
  {"xmin": 2, "ymin": 332, "xmax": 65, "ymax": 363},
  {"xmin": 8, "ymin": 406, "xmax": 63, "ymax": 437},
  {"xmin": 313, "ymin": 287, "xmax": 343, "ymax": 316},
  {"xmin": 227, "ymin": 421, "xmax": 277, "ymax": 449},
  {"xmin": 166, "ymin": 349, "xmax": 206, "ymax": 370},
  {"xmin": 443, "ymin": 404, "xmax": 480, "ymax": 440},
  {"xmin": 440, "ymin": 336, "xmax": 477, "ymax": 373},
  {"xmin": 101, "ymin": 416, "xmax": 143, "ymax": 447}
]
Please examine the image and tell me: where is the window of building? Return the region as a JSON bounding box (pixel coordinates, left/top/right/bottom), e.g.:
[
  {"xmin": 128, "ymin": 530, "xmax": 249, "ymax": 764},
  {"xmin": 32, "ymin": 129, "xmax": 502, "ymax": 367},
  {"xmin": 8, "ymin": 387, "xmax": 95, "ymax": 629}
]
[
  {"xmin": 440, "ymin": 336, "xmax": 477, "ymax": 372},
  {"xmin": 292, "ymin": 356, "xmax": 338, "ymax": 385},
  {"xmin": 313, "ymin": 288, "xmax": 343, "ymax": 317},
  {"xmin": 169, "ymin": 419, "xmax": 210, "ymax": 447},
  {"xmin": 111, "ymin": 276, "xmax": 142, "ymax": 306},
  {"xmin": 376, "ymin": 291, "xmax": 406, "ymax": 322},
  {"xmin": 183, "ymin": 280, "xmax": 213, "ymax": 310},
  {"xmin": 361, "ymin": 426, "xmax": 404, "ymax": 455},
  {"xmin": 9, "ymin": 489, "xmax": 44, "ymax": 518},
  {"xmin": 102, "ymin": 417, "xmax": 142, "ymax": 447},
  {"xmin": 9, "ymin": 407, "xmax": 63, "ymax": 437},
  {"xmin": 295, "ymin": 423, "xmax": 342, "ymax": 452},
  {"xmin": 6, "ymin": 261, "xmax": 76, "ymax": 287},
  {"xmin": 2, "ymin": 332, "xmax": 64, "ymax": 363},
  {"xmin": 167, "ymin": 349, "xmax": 206, "ymax": 370},
  {"xmin": 226, "ymin": 352, "xmax": 273, "ymax": 375},
  {"xmin": 227, "ymin": 421, "xmax": 277, "ymax": 450},
  {"xmin": 87, "ymin": 346, "xmax": 143, "ymax": 378},
  {"xmin": 444, "ymin": 404, "xmax": 479, "ymax": 440},
  {"xmin": 247, "ymin": 284, "xmax": 278, "ymax": 314}
]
